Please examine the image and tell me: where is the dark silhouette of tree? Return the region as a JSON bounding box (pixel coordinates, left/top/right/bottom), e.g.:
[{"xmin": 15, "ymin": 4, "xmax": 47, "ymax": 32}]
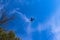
[
  {"xmin": 8, "ymin": 31, "xmax": 15, "ymax": 40},
  {"xmin": 0, "ymin": 27, "xmax": 21, "ymax": 40},
  {"xmin": 0, "ymin": 11, "xmax": 21, "ymax": 40},
  {"xmin": 0, "ymin": 2, "xmax": 21, "ymax": 40},
  {"xmin": 15, "ymin": 37, "xmax": 20, "ymax": 40}
]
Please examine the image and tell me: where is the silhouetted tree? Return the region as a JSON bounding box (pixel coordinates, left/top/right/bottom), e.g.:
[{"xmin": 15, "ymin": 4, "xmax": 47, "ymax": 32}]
[
  {"xmin": 8, "ymin": 31, "xmax": 15, "ymax": 40},
  {"xmin": 0, "ymin": 2, "xmax": 21, "ymax": 40},
  {"xmin": 0, "ymin": 28, "xmax": 21, "ymax": 40},
  {"xmin": 15, "ymin": 37, "xmax": 20, "ymax": 40}
]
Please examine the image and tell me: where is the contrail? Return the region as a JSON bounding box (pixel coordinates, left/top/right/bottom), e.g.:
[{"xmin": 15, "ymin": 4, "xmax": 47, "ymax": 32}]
[
  {"xmin": 10, "ymin": 9, "xmax": 33, "ymax": 40},
  {"xmin": 9, "ymin": 9, "xmax": 30, "ymax": 23},
  {"xmin": 10, "ymin": 9, "xmax": 34, "ymax": 40}
]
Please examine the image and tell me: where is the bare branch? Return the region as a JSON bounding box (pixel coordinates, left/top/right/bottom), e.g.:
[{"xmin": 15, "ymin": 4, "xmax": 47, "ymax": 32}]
[{"xmin": 0, "ymin": 9, "xmax": 15, "ymax": 24}]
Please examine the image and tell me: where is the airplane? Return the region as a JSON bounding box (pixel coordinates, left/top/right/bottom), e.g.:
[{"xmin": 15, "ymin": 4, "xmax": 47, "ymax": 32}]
[{"xmin": 30, "ymin": 17, "xmax": 35, "ymax": 22}]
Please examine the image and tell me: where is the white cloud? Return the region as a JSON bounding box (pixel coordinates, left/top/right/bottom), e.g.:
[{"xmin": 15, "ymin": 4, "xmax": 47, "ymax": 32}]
[
  {"xmin": 36, "ymin": 5, "xmax": 60, "ymax": 40},
  {"xmin": 46, "ymin": 6, "xmax": 60, "ymax": 40}
]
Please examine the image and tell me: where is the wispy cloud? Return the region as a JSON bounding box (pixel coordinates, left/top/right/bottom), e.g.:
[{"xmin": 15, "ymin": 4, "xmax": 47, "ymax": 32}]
[
  {"xmin": 45, "ymin": 6, "xmax": 60, "ymax": 40},
  {"xmin": 36, "ymin": 5, "xmax": 60, "ymax": 40}
]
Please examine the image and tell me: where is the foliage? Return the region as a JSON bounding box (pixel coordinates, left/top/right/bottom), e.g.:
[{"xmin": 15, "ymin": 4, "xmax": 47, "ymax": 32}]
[{"xmin": 0, "ymin": 27, "xmax": 21, "ymax": 40}]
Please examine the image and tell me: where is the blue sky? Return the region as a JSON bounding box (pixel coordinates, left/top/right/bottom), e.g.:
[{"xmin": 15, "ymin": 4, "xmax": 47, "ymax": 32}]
[{"xmin": 0, "ymin": 0, "xmax": 60, "ymax": 40}]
